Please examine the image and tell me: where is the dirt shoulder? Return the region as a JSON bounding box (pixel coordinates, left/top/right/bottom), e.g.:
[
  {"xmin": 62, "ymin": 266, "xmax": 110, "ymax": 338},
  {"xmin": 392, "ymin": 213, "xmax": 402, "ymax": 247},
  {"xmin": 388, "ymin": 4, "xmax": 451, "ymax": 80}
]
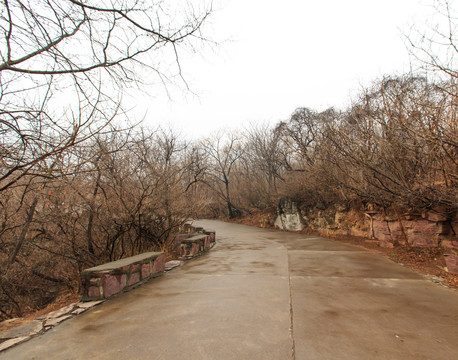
[{"xmin": 228, "ymin": 213, "xmax": 458, "ymax": 290}]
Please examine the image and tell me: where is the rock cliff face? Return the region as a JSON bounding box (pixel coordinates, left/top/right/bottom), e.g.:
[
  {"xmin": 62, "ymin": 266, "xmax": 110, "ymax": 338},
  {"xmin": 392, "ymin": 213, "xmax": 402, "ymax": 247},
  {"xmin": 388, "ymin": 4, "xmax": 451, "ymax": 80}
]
[
  {"xmin": 274, "ymin": 198, "xmax": 305, "ymax": 231},
  {"xmin": 285, "ymin": 203, "xmax": 457, "ymax": 252},
  {"xmin": 299, "ymin": 205, "xmax": 369, "ymax": 238},
  {"xmin": 370, "ymin": 212, "xmax": 457, "ymax": 250}
]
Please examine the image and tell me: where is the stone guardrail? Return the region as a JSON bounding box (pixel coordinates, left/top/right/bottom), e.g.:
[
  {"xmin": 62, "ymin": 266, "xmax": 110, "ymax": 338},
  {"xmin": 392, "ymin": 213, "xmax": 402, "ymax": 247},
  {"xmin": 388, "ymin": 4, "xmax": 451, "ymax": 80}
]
[
  {"xmin": 177, "ymin": 230, "xmax": 216, "ymax": 260},
  {"xmin": 81, "ymin": 252, "xmax": 165, "ymax": 301},
  {"xmin": 0, "ymin": 223, "xmax": 217, "ymax": 353},
  {"xmin": 80, "ymin": 224, "xmax": 216, "ymax": 302}
]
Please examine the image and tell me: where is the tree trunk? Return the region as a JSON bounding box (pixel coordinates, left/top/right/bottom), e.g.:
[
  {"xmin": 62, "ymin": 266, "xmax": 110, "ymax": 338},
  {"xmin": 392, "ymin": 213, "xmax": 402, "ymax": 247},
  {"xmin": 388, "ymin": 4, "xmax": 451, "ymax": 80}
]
[{"xmin": 8, "ymin": 196, "xmax": 38, "ymax": 267}]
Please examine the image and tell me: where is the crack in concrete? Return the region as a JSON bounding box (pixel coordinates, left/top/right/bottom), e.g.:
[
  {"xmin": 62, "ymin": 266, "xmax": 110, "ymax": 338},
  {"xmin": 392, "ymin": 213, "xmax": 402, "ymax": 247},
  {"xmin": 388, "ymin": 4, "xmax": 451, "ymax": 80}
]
[{"xmin": 287, "ymin": 248, "xmax": 296, "ymax": 360}]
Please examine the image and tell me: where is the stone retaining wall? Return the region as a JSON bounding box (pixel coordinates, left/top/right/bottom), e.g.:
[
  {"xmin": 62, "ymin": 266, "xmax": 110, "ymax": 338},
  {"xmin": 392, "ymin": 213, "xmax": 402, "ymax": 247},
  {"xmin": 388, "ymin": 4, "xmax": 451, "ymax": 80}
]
[
  {"xmin": 175, "ymin": 225, "xmax": 216, "ymax": 260},
  {"xmin": 81, "ymin": 252, "xmax": 165, "ymax": 301},
  {"xmin": 81, "ymin": 224, "xmax": 217, "ymax": 302},
  {"xmin": 370, "ymin": 212, "xmax": 457, "ymax": 250},
  {"xmin": 1, "ymin": 223, "xmax": 217, "ymax": 352},
  {"xmin": 299, "ymin": 205, "xmax": 457, "ymax": 251}
]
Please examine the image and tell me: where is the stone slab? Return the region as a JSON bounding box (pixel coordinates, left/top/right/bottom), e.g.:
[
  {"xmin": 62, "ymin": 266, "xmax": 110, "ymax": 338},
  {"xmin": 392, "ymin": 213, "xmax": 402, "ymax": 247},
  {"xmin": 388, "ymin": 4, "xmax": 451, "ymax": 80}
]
[
  {"xmin": 82, "ymin": 252, "xmax": 162, "ymax": 273},
  {"xmin": 0, "ymin": 321, "xmax": 42, "ymax": 340},
  {"xmin": 44, "ymin": 315, "xmax": 72, "ymax": 328},
  {"xmin": 71, "ymin": 308, "xmax": 88, "ymax": 315},
  {"xmin": 37, "ymin": 304, "xmax": 76, "ymax": 320},
  {"xmin": 180, "ymin": 234, "xmax": 208, "ymax": 243},
  {"xmin": 164, "ymin": 260, "xmax": 183, "ymax": 271},
  {"xmin": 75, "ymin": 301, "xmax": 104, "ymax": 309},
  {"xmin": 0, "ymin": 337, "xmax": 30, "ymax": 352}
]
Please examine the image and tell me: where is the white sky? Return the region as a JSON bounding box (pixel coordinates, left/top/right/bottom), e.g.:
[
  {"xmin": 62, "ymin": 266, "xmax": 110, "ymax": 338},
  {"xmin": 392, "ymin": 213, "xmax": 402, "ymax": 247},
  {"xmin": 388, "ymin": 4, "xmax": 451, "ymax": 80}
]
[{"xmin": 130, "ymin": 0, "xmax": 438, "ymax": 138}]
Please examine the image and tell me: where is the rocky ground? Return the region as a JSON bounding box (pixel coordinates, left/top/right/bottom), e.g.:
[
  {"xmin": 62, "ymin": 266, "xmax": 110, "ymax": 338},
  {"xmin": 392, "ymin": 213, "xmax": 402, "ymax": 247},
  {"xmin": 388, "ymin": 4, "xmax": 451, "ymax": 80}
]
[
  {"xmin": 0, "ymin": 293, "xmax": 80, "ymax": 336},
  {"xmin": 228, "ymin": 211, "xmax": 458, "ymax": 290}
]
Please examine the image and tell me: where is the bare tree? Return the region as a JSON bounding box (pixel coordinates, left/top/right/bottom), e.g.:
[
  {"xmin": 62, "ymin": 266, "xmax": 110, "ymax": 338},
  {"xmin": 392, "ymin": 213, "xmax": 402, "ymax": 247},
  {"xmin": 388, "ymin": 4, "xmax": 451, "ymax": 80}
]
[
  {"xmin": 0, "ymin": 0, "xmax": 213, "ymax": 319},
  {"xmin": 201, "ymin": 131, "xmax": 244, "ymax": 218},
  {"xmin": 0, "ymin": 0, "xmax": 212, "ymax": 191},
  {"xmin": 245, "ymin": 123, "xmax": 286, "ymax": 192},
  {"xmin": 406, "ymin": 0, "xmax": 458, "ymax": 83},
  {"xmin": 276, "ymin": 107, "xmax": 338, "ymax": 168},
  {"xmin": 319, "ymin": 75, "xmax": 457, "ymax": 213}
]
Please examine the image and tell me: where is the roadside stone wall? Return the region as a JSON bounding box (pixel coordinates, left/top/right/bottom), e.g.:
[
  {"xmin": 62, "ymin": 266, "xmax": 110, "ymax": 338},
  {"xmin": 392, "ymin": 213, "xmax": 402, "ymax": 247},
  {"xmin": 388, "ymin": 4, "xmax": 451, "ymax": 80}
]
[
  {"xmin": 81, "ymin": 224, "xmax": 216, "ymax": 301},
  {"xmin": 1, "ymin": 223, "xmax": 217, "ymax": 353},
  {"xmin": 175, "ymin": 225, "xmax": 216, "ymax": 260},
  {"xmin": 299, "ymin": 205, "xmax": 369, "ymax": 238},
  {"xmin": 370, "ymin": 212, "xmax": 458, "ymax": 250},
  {"xmin": 81, "ymin": 252, "xmax": 165, "ymax": 301},
  {"xmin": 298, "ymin": 205, "xmax": 457, "ymax": 252}
]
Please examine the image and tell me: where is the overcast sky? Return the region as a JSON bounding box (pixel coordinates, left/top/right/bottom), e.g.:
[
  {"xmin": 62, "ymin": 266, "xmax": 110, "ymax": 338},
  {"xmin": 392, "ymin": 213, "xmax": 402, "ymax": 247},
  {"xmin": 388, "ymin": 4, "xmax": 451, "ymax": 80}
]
[{"xmin": 131, "ymin": 0, "xmax": 439, "ymax": 138}]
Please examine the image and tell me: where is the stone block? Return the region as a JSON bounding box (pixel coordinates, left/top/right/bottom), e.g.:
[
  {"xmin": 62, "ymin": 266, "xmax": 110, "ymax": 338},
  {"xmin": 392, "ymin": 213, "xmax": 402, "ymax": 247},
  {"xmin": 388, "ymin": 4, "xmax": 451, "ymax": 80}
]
[
  {"xmin": 131, "ymin": 264, "xmax": 140, "ymax": 272},
  {"xmin": 199, "ymin": 238, "xmax": 205, "ymax": 251},
  {"xmin": 377, "ymin": 232, "xmax": 392, "ymax": 242},
  {"xmin": 400, "ymin": 220, "xmax": 415, "ymax": 229},
  {"xmin": 274, "ymin": 213, "xmax": 304, "ymax": 231},
  {"xmin": 141, "ymin": 263, "xmax": 151, "ymax": 279},
  {"xmin": 444, "ymin": 255, "xmax": 458, "ymax": 274},
  {"xmin": 174, "ymin": 234, "xmax": 190, "ymax": 251},
  {"xmin": 165, "ymin": 260, "xmax": 182, "ymax": 271},
  {"xmin": 72, "ymin": 308, "xmax": 88, "ymax": 315},
  {"xmin": 437, "ymin": 222, "xmax": 451, "ymax": 235},
  {"xmin": 88, "ymin": 286, "xmax": 101, "ymax": 298},
  {"xmin": 451, "ymin": 221, "xmax": 458, "ymax": 235},
  {"xmin": 102, "ymin": 274, "xmax": 127, "ymax": 298},
  {"xmin": 0, "ymin": 336, "xmax": 30, "ymax": 352},
  {"xmin": 409, "ymin": 233, "xmax": 439, "ymax": 247},
  {"xmin": 40, "ymin": 304, "xmax": 76, "ymax": 320},
  {"xmin": 0, "ymin": 321, "xmax": 43, "ymax": 340},
  {"xmin": 81, "ymin": 252, "xmax": 164, "ymax": 301},
  {"xmin": 44, "ymin": 315, "xmax": 72, "ymax": 328},
  {"xmin": 204, "ymin": 236, "xmax": 211, "ymax": 249},
  {"xmin": 152, "ymin": 253, "xmax": 165, "ymax": 274},
  {"xmin": 208, "ymin": 231, "xmax": 216, "ymax": 242},
  {"xmin": 387, "ymin": 222, "xmax": 407, "ymax": 244},
  {"xmin": 192, "ymin": 242, "xmax": 200, "ymax": 256},
  {"xmin": 422, "ymin": 211, "xmax": 447, "ymax": 222},
  {"xmin": 443, "ymin": 240, "xmax": 458, "ymax": 250},
  {"xmin": 408, "ymin": 220, "xmax": 439, "ymax": 247},
  {"xmin": 181, "ymin": 245, "xmax": 190, "ymax": 256},
  {"xmin": 75, "ymin": 300, "xmax": 104, "ymax": 309},
  {"xmin": 373, "ymin": 220, "xmax": 391, "ymax": 239},
  {"xmin": 89, "ymin": 278, "xmax": 100, "ymax": 286},
  {"xmin": 128, "ymin": 272, "xmax": 140, "ymax": 286}
]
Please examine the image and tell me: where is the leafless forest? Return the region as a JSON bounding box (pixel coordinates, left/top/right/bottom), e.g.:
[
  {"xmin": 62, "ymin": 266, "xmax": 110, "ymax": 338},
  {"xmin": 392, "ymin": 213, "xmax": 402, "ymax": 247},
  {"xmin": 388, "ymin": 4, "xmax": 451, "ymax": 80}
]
[{"xmin": 1, "ymin": 1, "xmax": 457, "ymax": 319}]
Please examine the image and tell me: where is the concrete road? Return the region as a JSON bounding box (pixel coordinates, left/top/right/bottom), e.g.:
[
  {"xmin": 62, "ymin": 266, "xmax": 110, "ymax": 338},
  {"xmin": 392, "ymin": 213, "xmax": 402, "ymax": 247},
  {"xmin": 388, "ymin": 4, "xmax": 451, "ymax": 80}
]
[{"xmin": 1, "ymin": 220, "xmax": 457, "ymax": 359}]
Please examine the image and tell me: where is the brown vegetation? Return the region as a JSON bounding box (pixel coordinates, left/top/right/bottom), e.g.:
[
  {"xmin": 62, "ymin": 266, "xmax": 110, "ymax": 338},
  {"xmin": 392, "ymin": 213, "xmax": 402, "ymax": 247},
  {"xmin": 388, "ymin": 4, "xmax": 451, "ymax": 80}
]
[
  {"xmin": 1, "ymin": 0, "xmax": 457, "ymax": 320},
  {"xmin": 0, "ymin": 0, "xmax": 213, "ymax": 320}
]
